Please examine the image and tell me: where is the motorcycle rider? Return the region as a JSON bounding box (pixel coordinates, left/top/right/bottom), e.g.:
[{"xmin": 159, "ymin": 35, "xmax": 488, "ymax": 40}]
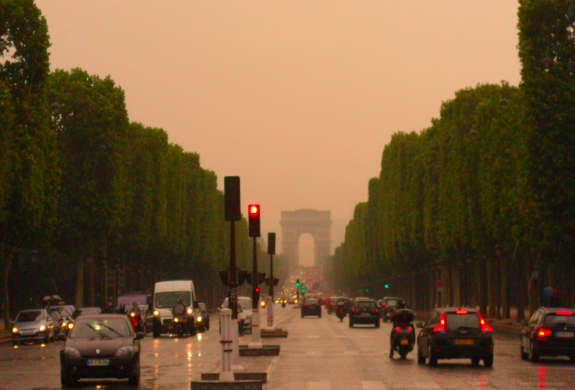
[
  {"xmin": 389, "ymin": 301, "xmax": 408, "ymax": 358},
  {"xmin": 116, "ymin": 303, "xmax": 127, "ymax": 315},
  {"xmin": 173, "ymin": 298, "xmax": 186, "ymax": 317}
]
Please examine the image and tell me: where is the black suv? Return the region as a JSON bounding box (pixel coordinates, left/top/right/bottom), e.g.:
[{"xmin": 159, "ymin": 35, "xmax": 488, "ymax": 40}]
[
  {"xmin": 416, "ymin": 307, "xmax": 493, "ymax": 367},
  {"xmin": 520, "ymin": 307, "xmax": 575, "ymax": 362},
  {"xmin": 349, "ymin": 298, "xmax": 380, "ymax": 328}
]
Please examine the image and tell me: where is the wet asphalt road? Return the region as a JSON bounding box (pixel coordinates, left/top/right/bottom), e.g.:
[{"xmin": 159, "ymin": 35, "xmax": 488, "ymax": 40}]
[{"xmin": 1, "ymin": 307, "xmax": 575, "ymax": 390}]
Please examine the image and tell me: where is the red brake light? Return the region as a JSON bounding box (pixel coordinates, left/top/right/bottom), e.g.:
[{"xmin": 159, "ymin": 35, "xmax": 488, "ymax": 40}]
[
  {"xmin": 455, "ymin": 310, "xmax": 467, "ymax": 314},
  {"xmin": 537, "ymin": 328, "xmax": 552, "ymax": 338},
  {"xmin": 395, "ymin": 327, "xmax": 401, "ymax": 332},
  {"xmin": 371, "ymin": 309, "xmax": 378, "ymax": 314},
  {"xmin": 407, "ymin": 327, "xmax": 413, "ymax": 332},
  {"xmin": 433, "ymin": 313, "xmax": 446, "ymax": 333},
  {"xmin": 381, "ymin": 304, "xmax": 386, "ymax": 307},
  {"xmin": 478, "ymin": 313, "xmax": 492, "ymax": 333},
  {"xmin": 555, "ymin": 312, "xmax": 573, "ymax": 316}
]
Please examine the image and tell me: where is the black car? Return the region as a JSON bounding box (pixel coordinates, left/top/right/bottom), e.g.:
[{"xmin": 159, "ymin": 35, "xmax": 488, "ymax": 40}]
[
  {"xmin": 520, "ymin": 307, "xmax": 575, "ymax": 362},
  {"xmin": 60, "ymin": 314, "xmax": 142, "ymax": 387},
  {"xmin": 349, "ymin": 298, "xmax": 380, "ymax": 328},
  {"xmin": 327, "ymin": 296, "xmax": 342, "ymax": 314},
  {"xmin": 301, "ymin": 298, "xmax": 322, "ymax": 318},
  {"xmin": 416, "ymin": 307, "xmax": 493, "ymax": 367}
]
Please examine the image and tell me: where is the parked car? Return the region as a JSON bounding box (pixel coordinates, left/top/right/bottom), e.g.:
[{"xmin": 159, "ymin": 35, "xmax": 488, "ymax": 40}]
[
  {"xmin": 197, "ymin": 302, "xmax": 210, "ymax": 332},
  {"xmin": 349, "ymin": 298, "xmax": 379, "ymax": 328},
  {"xmin": 520, "ymin": 307, "xmax": 575, "ymax": 362},
  {"xmin": 301, "ymin": 298, "xmax": 322, "ymax": 318},
  {"xmin": 12, "ymin": 309, "xmax": 56, "ymax": 345},
  {"xmin": 60, "ymin": 314, "xmax": 142, "ymax": 387},
  {"xmin": 416, "ymin": 307, "xmax": 493, "ymax": 367},
  {"xmin": 381, "ymin": 297, "xmax": 405, "ymax": 322}
]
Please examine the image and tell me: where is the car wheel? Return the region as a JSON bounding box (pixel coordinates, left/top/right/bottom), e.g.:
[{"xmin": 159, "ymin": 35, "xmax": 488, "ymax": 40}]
[
  {"xmin": 206, "ymin": 322, "xmax": 210, "ymax": 331},
  {"xmin": 529, "ymin": 340, "xmax": 539, "ymax": 362},
  {"xmin": 189, "ymin": 323, "xmax": 197, "ymax": 336},
  {"xmin": 128, "ymin": 358, "xmax": 140, "ymax": 387},
  {"xmin": 375, "ymin": 321, "xmax": 380, "ymax": 328},
  {"xmin": 570, "ymin": 355, "xmax": 575, "ymax": 364},
  {"xmin": 417, "ymin": 347, "xmax": 426, "ymax": 365},
  {"xmin": 153, "ymin": 325, "xmax": 161, "ymax": 338},
  {"xmin": 428, "ymin": 345, "xmax": 438, "ymax": 366},
  {"xmin": 520, "ymin": 344, "xmax": 528, "ymax": 360},
  {"xmin": 471, "ymin": 357, "xmax": 480, "ymax": 366},
  {"xmin": 349, "ymin": 320, "xmax": 353, "ymax": 328},
  {"xmin": 484, "ymin": 354, "xmax": 494, "ymax": 368}
]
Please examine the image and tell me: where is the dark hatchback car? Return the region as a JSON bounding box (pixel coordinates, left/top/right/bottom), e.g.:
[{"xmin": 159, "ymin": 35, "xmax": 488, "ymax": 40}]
[
  {"xmin": 60, "ymin": 314, "xmax": 142, "ymax": 387},
  {"xmin": 349, "ymin": 298, "xmax": 380, "ymax": 328},
  {"xmin": 301, "ymin": 298, "xmax": 322, "ymax": 318},
  {"xmin": 417, "ymin": 307, "xmax": 493, "ymax": 367},
  {"xmin": 520, "ymin": 307, "xmax": 575, "ymax": 362}
]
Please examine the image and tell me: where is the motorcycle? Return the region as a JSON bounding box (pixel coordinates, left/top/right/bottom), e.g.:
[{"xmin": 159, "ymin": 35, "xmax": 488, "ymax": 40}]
[
  {"xmin": 390, "ymin": 309, "xmax": 416, "ymax": 359},
  {"xmin": 282, "ymin": 301, "xmax": 286, "ymax": 309},
  {"xmin": 336, "ymin": 304, "xmax": 346, "ymax": 322},
  {"xmin": 173, "ymin": 311, "xmax": 187, "ymax": 337},
  {"xmin": 129, "ymin": 310, "xmax": 145, "ymax": 334}
]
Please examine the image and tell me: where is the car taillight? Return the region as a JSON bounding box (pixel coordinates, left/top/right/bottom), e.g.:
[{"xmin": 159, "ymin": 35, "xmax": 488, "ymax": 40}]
[
  {"xmin": 537, "ymin": 328, "xmax": 552, "ymax": 338},
  {"xmin": 407, "ymin": 327, "xmax": 413, "ymax": 332},
  {"xmin": 371, "ymin": 309, "xmax": 378, "ymax": 314},
  {"xmin": 455, "ymin": 310, "xmax": 467, "ymax": 314},
  {"xmin": 351, "ymin": 308, "xmax": 358, "ymax": 314},
  {"xmin": 555, "ymin": 311, "xmax": 573, "ymax": 316},
  {"xmin": 395, "ymin": 327, "xmax": 401, "ymax": 332},
  {"xmin": 478, "ymin": 313, "xmax": 492, "ymax": 333},
  {"xmin": 433, "ymin": 313, "xmax": 446, "ymax": 333},
  {"xmin": 330, "ymin": 302, "xmax": 332, "ymax": 306},
  {"xmin": 381, "ymin": 304, "xmax": 386, "ymax": 308}
]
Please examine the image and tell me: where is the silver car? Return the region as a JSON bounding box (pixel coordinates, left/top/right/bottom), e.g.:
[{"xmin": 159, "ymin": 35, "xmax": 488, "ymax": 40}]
[{"xmin": 12, "ymin": 309, "xmax": 56, "ymax": 346}]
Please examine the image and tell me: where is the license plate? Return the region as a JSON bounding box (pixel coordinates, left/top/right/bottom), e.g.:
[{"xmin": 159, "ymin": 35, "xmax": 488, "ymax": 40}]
[
  {"xmin": 309, "ymin": 306, "xmax": 316, "ymax": 309},
  {"xmin": 87, "ymin": 359, "xmax": 110, "ymax": 366},
  {"xmin": 22, "ymin": 332, "xmax": 35, "ymax": 336},
  {"xmin": 455, "ymin": 339, "xmax": 474, "ymax": 345},
  {"xmin": 361, "ymin": 313, "xmax": 369, "ymax": 317},
  {"xmin": 557, "ymin": 332, "xmax": 574, "ymax": 338},
  {"xmin": 400, "ymin": 339, "xmax": 409, "ymax": 345}
]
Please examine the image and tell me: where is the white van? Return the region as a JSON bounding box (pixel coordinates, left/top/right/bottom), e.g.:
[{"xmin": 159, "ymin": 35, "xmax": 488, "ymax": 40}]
[{"xmin": 151, "ymin": 280, "xmax": 200, "ymax": 338}]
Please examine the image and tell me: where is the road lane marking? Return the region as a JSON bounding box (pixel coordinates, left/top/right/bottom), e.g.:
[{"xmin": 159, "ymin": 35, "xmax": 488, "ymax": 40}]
[
  {"xmin": 308, "ymin": 335, "xmax": 319, "ymax": 338},
  {"xmin": 362, "ymin": 381, "xmax": 387, "ymax": 390},
  {"xmin": 306, "ymin": 351, "xmax": 324, "ymax": 356},
  {"xmin": 308, "ymin": 381, "xmax": 331, "ymax": 390},
  {"xmin": 274, "ymin": 309, "xmax": 300, "ymax": 326},
  {"xmin": 344, "ymin": 350, "xmax": 360, "ymax": 356}
]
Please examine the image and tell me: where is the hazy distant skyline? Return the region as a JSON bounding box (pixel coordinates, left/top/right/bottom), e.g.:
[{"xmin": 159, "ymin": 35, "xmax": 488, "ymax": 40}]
[{"xmin": 36, "ymin": 1, "xmax": 522, "ymax": 265}]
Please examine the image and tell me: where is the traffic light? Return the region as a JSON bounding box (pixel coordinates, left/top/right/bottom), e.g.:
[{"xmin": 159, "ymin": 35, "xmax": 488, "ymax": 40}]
[
  {"xmin": 268, "ymin": 232, "xmax": 276, "ymax": 255},
  {"xmin": 296, "ymin": 279, "xmax": 300, "ymax": 287},
  {"xmin": 255, "ymin": 286, "xmax": 260, "ymax": 302},
  {"xmin": 301, "ymin": 283, "xmax": 305, "ymax": 294},
  {"xmin": 224, "ymin": 177, "xmax": 241, "ymax": 221},
  {"xmin": 385, "ymin": 284, "xmax": 389, "ymax": 289},
  {"xmin": 248, "ymin": 204, "xmax": 260, "ymax": 237}
]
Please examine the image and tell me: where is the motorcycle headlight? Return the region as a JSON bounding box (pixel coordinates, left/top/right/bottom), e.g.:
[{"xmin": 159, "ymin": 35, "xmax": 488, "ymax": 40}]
[
  {"xmin": 68, "ymin": 323, "xmax": 74, "ymax": 329},
  {"xmin": 65, "ymin": 347, "xmax": 81, "ymax": 359},
  {"xmin": 114, "ymin": 346, "xmax": 133, "ymax": 359},
  {"xmin": 187, "ymin": 308, "xmax": 192, "ymax": 314},
  {"xmin": 197, "ymin": 317, "xmax": 202, "ymax": 322},
  {"xmin": 12, "ymin": 327, "xmax": 18, "ymax": 334},
  {"xmin": 130, "ymin": 312, "xmax": 135, "ymax": 317},
  {"xmin": 153, "ymin": 310, "xmax": 159, "ymax": 316},
  {"xmin": 39, "ymin": 325, "xmax": 46, "ymax": 332},
  {"xmin": 173, "ymin": 318, "xmax": 179, "ymax": 323}
]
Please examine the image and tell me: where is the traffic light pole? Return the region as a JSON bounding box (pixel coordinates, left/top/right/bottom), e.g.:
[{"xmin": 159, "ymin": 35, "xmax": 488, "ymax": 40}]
[
  {"xmin": 249, "ymin": 236, "xmax": 262, "ymax": 348},
  {"xmin": 267, "ymin": 253, "xmax": 274, "ymax": 329}
]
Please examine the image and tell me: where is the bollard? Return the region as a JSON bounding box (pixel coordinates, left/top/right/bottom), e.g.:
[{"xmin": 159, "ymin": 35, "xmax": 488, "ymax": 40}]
[
  {"xmin": 266, "ymin": 296, "xmax": 274, "ymax": 329},
  {"xmin": 231, "ymin": 317, "xmax": 242, "ymax": 370},
  {"xmin": 219, "ymin": 309, "xmax": 234, "ymax": 381},
  {"xmin": 248, "ymin": 304, "xmax": 262, "ymax": 348}
]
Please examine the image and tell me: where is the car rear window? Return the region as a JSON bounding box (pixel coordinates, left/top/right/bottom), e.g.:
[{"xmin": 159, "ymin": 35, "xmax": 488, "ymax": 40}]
[
  {"xmin": 385, "ymin": 299, "xmax": 397, "ymax": 306},
  {"xmin": 355, "ymin": 301, "xmax": 376, "ymax": 309},
  {"xmin": 544, "ymin": 314, "xmax": 575, "ymax": 326},
  {"xmin": 306, "ymin": 299, "xmax": 319, "ymax": 305},
  {"xmin": 445, "ymin": 313, "xmax": 480, "ymax": 331}
]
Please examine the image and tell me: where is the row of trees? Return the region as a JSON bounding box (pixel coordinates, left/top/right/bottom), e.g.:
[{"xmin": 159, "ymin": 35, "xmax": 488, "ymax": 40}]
[
  {"xmin": 332, "ymin": 0, "xmax": 575, "ymax": 320},
  {"xmin": 0, "ymin": 0, "xmax": 254, "ymax": 323}
]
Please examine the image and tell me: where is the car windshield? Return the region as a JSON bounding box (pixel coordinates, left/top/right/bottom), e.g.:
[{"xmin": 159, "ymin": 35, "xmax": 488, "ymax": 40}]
[
  {"xmin": 239, "ymin": 299, "xmax": 252, "ymax": 310},
  {"xmin": 72, "ymin": 308, "xmax": 101, "ymax": 320},
  {"xmin": 154, "ymin": 291, "xmax": 191, "ymax": 308},
  {"xmin": 69, "ymin": 318, "xmax": 131, "ymax": 339},
  {"xmin": 445, "ymin": 313, "xmax": 480, "ymax": 331},
  {"xmin": 118, "ymin": 295, "xmax": 147, "ymax": 307},
  {"xmin": 385, "ymin": 299, "xmax": 398, "ymax": 306},
  {"xmin": 355, "ymin": 301, "xmax": 375, "ymax": 309},
  {"xmin": 544, "ymin": 314, "xmax": 575, "ymax": 326},
  {"xmin": 49, "ymin": 306, "xmax": 74, "ymax": 318},
  {"xmin": 16, "ymin": 311, "xmax": 44, "ymax": 322},
  {"xmin": 306, "ymin": 299, "xmax": 319, "ymax": 305}
]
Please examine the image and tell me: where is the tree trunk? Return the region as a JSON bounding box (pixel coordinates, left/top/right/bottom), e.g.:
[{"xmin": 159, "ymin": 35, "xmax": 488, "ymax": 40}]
[
  {"xmin": 501, "ymin": 258, "xmax": 510, "ymax": 319},
  {"xmin": 479, "ymin": 259, "xmax": 488, "ymax": 317},
  {"xmin": 2, "ymin": 244, "xmax": 11, "ymax": 329},
  {"xmin": 86, "ymin": 256, "xmax": 94, "ymax": 307},
  {"xmin": 488, "ymin": 259, "xmax": 497, "ymax": 318},
  {"xmin": 528, "ymin": 256, "xmax": 538, "ymax": 317},
  {"xmin": 75, "ymin": 258, "xmax": 84, "ymax": 309}
]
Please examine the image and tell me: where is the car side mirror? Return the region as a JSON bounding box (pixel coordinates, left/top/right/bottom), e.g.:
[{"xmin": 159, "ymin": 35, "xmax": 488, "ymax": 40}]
[
  {"xmin": 193, "ymin": 301, "xmax": 199, "ymax": 309},
  {"xmin": 57, "ymin": 333, "xmax": 67, "ymax": 341},
  {"xmin": 416, "ymin": 322, "xmax": 424, "ymax": 328},
  {"xmin": 135, "ymin": 332, "xmax": 144, "ymax": 340},
  {"xmin": 521, "ymin": 319, "xmax": 528, "ymax": 326}
]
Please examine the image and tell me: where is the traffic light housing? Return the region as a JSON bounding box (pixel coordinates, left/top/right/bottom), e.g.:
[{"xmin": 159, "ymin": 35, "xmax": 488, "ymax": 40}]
[
  {"xmin": 296, "ymin": 279, "xmax": 300, "ymax": 287},
  {"xmin": 248, "ymin": 205, "xmax": 260, "ymax": 237},
  {"xmin": 267, "ymin": 232, "xmax": 276, "ymax": 255},
  {"xmin": 224, "ymin": 176, "xmax": 241, "ymax": 221}
]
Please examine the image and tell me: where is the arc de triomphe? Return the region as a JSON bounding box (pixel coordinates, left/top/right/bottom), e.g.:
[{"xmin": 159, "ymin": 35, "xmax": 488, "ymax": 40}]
[{"xmin": 280, "ymin": 209, "xmax": 332, "ymax": 269}]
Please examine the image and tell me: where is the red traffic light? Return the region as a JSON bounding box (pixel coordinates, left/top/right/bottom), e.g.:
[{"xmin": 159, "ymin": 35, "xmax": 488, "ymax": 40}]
[
  {"xmin": 248, "ymin": 204, "xmax": 261, "ymax": 237},
  {"xmin": 249, "ymin": 205, "xmax": 259, "ymax": 215},
  {"xmin": 255, "ymin": 287, "xmax": 260, "ymax": 293}
]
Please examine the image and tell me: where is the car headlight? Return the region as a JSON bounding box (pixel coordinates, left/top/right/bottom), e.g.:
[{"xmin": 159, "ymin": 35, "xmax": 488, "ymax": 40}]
[
  {"xmin": 153, "ymin": 310, "xmax": 159, "ymax": 316},
  {"xmin": 197, "ymin": 316, "xmax": 202, "ymax": 322},
  {"xmin": 114, "ymin": 346, "xmax": 133, "ymax": 359},
  {"xmin": 12, "ymin": 327, "xmax": 18, "ymax": 334},
  {"xmin": 130, "ymin": 312, "xmax": 135, "ymax": 317},
  {"xmin": 173, "ymin": 318, "xmax": 178, "ymax": 323},
  {"xmin": 65, "ymin": 347, "xmax": 82, "ymax": 359},
  {"xmin": 187, "ymin": 308, "xmax": 192, "ymax": 314},
  {"xmin": 68, "ymin": 323, "xmax": 74, "ymax": 329},
  {"xmin": 39, "ymin": 325, "xmax": 46, "ymax": 332}
]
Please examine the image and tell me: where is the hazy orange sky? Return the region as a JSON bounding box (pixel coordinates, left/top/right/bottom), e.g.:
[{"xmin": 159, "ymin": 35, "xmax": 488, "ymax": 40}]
[{"xmin": 36, "ymin": 1, "xmax": 522, "ymax": 264}]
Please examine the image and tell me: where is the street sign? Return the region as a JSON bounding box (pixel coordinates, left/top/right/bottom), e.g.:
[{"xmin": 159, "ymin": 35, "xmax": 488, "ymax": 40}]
[{"xmin": 436, "ymin": 281, "xmax": 444, "ymax": 291}]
